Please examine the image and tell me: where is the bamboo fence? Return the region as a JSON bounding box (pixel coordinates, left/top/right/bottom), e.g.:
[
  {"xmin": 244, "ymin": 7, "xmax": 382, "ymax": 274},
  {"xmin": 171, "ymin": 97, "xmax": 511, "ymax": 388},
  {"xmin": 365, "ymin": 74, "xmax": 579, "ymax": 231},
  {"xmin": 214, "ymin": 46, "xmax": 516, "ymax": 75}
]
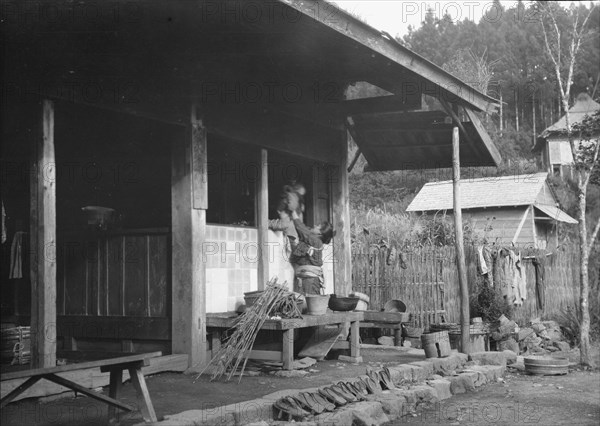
[{"xmin": 352, "ymin": 244, "xmax": 580, "ymax": 327}]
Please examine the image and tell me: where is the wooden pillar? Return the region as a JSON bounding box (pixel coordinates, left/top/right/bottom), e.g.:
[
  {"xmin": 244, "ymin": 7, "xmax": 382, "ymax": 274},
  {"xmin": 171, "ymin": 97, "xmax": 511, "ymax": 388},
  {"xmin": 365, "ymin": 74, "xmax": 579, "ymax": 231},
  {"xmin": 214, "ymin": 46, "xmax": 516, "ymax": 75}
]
[
  {"xmin": 257, "ymin": 149, "xmax": 269, "ymax": 290},
  {"xmin": 331, "ymin": 130, "xmax": 352, "ymax": 296},
  {"xmin": 452, "ymin": 127, "xmax": 470, "ymax": 354},
  {"xmin": 171, "ymin": 103, "xmax": 207, "ymax": 371},
  {"xmin": 30, "ymin": 100, "xmax": 57, "ymax": 368}
]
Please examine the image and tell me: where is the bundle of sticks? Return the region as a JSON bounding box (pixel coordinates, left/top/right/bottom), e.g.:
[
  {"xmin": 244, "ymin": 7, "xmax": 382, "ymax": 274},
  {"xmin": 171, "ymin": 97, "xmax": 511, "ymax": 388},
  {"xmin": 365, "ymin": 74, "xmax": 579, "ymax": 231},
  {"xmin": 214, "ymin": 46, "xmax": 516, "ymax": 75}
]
[{"xmin": 197, "ymin": 278, "xmax": 302, "ymax": 382}]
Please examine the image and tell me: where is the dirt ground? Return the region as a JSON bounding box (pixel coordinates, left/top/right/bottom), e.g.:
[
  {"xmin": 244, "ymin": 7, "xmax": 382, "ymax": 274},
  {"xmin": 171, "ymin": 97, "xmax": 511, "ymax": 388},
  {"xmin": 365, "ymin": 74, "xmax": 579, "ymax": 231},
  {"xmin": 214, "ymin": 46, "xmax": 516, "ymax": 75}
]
[
  {"xmin": 388, "ymin": 347, "xmax": 600, "ymax": 426},
  {"xmin": 2, "ymin": 346, "xmax": 599, "ymax": 426},
  {"xmin": 389, "ymin": 370, "xmax": 600, "ymax": 426}
]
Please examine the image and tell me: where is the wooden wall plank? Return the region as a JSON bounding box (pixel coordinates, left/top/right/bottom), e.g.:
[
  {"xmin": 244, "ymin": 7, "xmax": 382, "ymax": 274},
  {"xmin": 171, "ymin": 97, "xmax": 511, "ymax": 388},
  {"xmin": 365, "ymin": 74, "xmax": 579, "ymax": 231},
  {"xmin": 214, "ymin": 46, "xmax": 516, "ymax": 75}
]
[
  {"xmin": 87, "ymin": 240, "xmax": 100, "ymax": 316},
  {"xmin": 107, "ymin": 236, "xmax": 124, "ymax": 316},
  {"xmin": 63, "ymin": 239, "xmax": 86, "ymax": 315},
  {"xmin": 148, "ymin": 235, "xmax": 168, "ymax": 317},
  {"xmin": 124, "ymin": 236, "xmax": 147, "ymax": 316},
  {"xmin": 30, "ymin": 99, "xmax": 57, "ymax": 368},
  {"xmin": 99, "ymin": 238, "xmax": 108, "ymax": 316}
]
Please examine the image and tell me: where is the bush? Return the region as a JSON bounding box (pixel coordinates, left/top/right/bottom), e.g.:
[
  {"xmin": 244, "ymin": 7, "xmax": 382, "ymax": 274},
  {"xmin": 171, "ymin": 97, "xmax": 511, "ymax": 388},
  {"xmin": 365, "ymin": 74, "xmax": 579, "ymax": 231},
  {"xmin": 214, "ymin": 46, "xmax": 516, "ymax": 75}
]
[
  {"xmin": 555, "ymin": 295, "xmax": 600, "ymax": 347},
  {"xmin": 470, "ymin": 280, "xmax": 513, "ymax": 323}
]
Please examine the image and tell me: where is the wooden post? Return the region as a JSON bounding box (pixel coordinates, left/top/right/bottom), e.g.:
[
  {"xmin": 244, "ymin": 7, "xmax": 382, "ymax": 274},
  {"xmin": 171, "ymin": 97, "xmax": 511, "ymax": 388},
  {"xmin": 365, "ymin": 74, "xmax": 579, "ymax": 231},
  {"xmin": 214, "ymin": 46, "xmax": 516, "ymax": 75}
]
[
  {"xmin": 30, "ymin": 100, "xmax": 57, "ymax": 368},
  {"xmin": 257, "ymin": 149, "xmax": 269, "ymax": 290},
  {"xmin": 452, "ymin": 127, "xmax": 470, "ymax": 354},
  {"xmin": 331, "ymin": 130, "xmax": 352, "ymax": 296},
  {"xmin": 171, "ymin": 103, "xmax": 207, "ymax": 371}
]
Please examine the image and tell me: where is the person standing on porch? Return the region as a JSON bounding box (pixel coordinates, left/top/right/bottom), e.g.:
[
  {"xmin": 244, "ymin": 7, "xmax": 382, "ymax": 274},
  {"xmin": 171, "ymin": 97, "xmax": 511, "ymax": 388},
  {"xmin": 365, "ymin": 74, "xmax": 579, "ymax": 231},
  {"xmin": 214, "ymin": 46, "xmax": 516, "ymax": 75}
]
[{"xmin": 289, "ymin": 210, "xmax": 334, "ymax": 295}]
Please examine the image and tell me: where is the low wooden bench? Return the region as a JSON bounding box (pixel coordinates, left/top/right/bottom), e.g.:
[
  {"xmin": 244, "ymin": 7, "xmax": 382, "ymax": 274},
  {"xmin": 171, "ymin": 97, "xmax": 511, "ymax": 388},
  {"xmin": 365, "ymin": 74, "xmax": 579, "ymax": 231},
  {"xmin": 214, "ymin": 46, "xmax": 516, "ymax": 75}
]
[
  {"xmin": 359, "ymin": 311, "xmax": 410, "ymax": 346},
  {"xmin": 0, "ymin": 351, "xmax": 161, "ymax": 423}
]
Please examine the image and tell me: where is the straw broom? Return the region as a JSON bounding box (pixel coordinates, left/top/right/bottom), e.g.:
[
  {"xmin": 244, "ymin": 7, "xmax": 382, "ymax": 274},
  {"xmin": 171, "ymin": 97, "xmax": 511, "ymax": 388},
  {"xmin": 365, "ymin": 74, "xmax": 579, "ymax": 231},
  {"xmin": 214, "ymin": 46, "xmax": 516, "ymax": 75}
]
[{"xmin": 197, "ymin": 278, "xmax": 302, "ymax": 382}]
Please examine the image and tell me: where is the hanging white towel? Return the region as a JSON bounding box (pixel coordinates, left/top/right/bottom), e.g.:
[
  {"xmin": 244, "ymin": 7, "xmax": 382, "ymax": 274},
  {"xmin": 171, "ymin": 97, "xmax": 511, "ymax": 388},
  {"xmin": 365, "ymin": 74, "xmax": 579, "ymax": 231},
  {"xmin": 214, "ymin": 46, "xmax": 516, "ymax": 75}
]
[
  {"xmin": 9, "ymin": 231, "xmax": 25, "ymax": 279},
  {"xmin": 477, "ymin": 245, "xmax": 489, "ymax": 275}
]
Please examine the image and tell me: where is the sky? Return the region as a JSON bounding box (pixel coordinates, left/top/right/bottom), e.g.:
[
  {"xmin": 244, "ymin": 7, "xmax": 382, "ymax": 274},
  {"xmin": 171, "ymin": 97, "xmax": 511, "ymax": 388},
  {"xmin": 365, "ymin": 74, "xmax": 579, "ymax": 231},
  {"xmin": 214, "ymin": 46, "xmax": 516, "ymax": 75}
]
[{"xmin": 332, "ymin": 1, "xmax": 534, "ymax": 38}]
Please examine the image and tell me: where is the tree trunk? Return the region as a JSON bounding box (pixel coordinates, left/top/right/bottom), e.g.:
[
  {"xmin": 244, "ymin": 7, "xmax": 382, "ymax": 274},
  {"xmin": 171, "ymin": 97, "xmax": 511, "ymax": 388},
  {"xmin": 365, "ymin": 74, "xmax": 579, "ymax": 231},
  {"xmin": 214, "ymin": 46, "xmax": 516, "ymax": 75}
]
[{"xmin": 577, "ymin": 172, "xmax": 592, "ymax": 366}]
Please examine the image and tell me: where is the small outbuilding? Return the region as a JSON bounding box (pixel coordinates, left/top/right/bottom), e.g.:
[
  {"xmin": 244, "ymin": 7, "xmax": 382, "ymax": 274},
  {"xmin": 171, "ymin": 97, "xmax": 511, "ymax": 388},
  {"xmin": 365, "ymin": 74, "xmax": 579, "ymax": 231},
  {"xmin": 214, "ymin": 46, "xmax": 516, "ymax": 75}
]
[
  {"xmin": 533, "ymin": 93, "xmax": 600, "ymax": 177},
  {"xmin": 406, "ymin": 173, "xmax": 577, "ymax": 249}
]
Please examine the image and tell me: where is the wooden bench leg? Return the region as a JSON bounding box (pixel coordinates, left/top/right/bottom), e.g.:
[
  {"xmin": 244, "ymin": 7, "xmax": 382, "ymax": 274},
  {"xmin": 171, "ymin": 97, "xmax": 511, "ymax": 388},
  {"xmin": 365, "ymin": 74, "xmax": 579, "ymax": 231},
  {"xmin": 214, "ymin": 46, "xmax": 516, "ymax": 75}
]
[
  {"xmin": 350, "ymin": 320, "xmax": 360, "ymax": 358},
  {"xmin": 127, "ymin": 367, "xmax": 157, "ymax": 423},
  {"xmin": 394, "ymin": 328, "xmax": 403, "ymax": 347},
  {"xmin": 108, "ymin": 369, "xmax": 123, "ymax": 423},
  {"xmin": 0, "ymin": 377, "xmax": 41, "ymax": 409},
  {"xmin": 282, "ymin": 330, "xmax": 294, "ymax": 371}
]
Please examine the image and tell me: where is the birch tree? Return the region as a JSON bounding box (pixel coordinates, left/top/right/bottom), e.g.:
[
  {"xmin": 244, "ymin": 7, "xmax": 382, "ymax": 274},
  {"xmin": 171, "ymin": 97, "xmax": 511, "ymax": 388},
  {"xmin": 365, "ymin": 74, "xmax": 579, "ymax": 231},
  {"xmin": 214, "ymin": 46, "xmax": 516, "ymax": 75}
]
[{"xmin": 537, "ymin": 1, "xmax": 598, "ymax": 367}]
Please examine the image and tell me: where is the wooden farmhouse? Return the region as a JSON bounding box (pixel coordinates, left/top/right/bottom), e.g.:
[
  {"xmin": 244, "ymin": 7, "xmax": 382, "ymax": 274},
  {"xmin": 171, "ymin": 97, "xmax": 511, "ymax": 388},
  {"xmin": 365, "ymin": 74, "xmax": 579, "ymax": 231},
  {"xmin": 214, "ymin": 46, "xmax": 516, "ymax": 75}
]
[
  {"xmin": 533, "ymin": 93, "xmax": 600, "ymax": 177},
  {"xmin": 1, "ymin": 0, "xmax": 502, "ymax": 380},
  {"xmin": 406, "ymin": 172, "xmax": 577, "ymax": 249}
]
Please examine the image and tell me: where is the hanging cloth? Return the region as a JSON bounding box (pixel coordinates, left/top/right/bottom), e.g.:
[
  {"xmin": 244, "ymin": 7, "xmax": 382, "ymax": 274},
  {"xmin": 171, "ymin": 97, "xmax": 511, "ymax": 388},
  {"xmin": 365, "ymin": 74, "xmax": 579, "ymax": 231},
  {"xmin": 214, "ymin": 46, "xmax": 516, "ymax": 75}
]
[
  {"xmin": 1, "ymin": 201, "xmax": 6, "ymax": 244},
  {"xmin": 532, "ymin": 255, "xmax": 545, "ymax": 310},
  {"xmin": 9, "ymin": 231, "xmax": 25, "ymax": 279},
  {"xmin": 511, "ymin": 250, "xmax": 527, "ymax": 306}
]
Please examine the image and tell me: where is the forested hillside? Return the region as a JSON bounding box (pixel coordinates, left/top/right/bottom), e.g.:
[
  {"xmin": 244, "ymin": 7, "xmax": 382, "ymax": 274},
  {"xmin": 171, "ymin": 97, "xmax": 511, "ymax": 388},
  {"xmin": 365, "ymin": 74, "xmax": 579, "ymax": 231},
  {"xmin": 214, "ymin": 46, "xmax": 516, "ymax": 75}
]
[{"xmin": 349, "ymin": 0, "xmax": 599, "ymax": 220}]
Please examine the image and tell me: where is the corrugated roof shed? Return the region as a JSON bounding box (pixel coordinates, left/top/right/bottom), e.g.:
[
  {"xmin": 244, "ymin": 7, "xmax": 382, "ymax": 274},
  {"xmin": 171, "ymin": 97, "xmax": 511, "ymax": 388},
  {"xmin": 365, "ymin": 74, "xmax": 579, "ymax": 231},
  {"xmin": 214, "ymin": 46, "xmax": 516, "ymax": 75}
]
[{"xmin": 406, "ymin": 173, "xmax": 549, "ymax": 211}]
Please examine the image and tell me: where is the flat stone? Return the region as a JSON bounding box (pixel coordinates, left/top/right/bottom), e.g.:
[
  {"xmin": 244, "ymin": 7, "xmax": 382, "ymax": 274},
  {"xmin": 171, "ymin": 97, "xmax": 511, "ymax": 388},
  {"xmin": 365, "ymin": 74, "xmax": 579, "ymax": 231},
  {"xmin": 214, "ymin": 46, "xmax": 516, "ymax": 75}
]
[
  {"xmin": 337, "ymin": 401, "xmax": 389, "ymax": 426},
  {"xmin": 470, "ymin": 365, "xmax": 505, "ymax": 382},
  {"xmin": 366, "ymin": 392, "xmax": 405, "ymax": 419},
  {"xmin": 271, "ymin": 369, "xmax": 310, "ymax": 378},
  {"xmin": 449, "ymin": 372, "xmax": 476, "ymax": 394},
  {"xmin": 502, "ymin": 350, "xmax": 517, "ymax": 365},
  {"xmin": 378, "ymin": 336, "xmax": 395, "ymax": 346},
  {"xmin": 389, "ymin": 388, "xmax": 418, "ymax": 413},
  {"xmin": 531, "ymin": 322, "xmax": 546, "ymax": 333},
  {"xmin": 468, "ymin": 351, "xmax": 507, "ymax": 367},
  {"xmin": 293, "ymin": 357, "xmax": 317, "ymax": 370},
  {"xmin": 554, "ymin": 341, "xmax": 570, "ymax": 351},
  {"xmin": 409, "ymin": 361, "xmax": 434, "ymax": 379},
  {"xmin": 314, "ymin": 409, "xmax": 354, "ymax": 426},
  {"xmin": 411, "ymin": 384, "xmax": 439, "ymax": 404},
  {"xmin": 388, "ymin": 365, "xmax": 414, "ymax": 383},
  {"xmin": 407, "ymin": 365, "xmax": 427, "ymax": 382},
  {"xmin": 426, "ymin": 379, "xmax": 452, "ymax": 400},
  {"xmin": 518, "ymin": 328, "xmax": 536, "ymax": 342},
  {"xmin": 498, "ymin": 338, "xmax": 519, "ymax": 354},
  {"xmin": 338, "ymin": 355, "xmax": 363, "ymax": 364},
  {"xmin": 542, "ymin": 321, "xmax": 563, "ymax": 340},
  {"xmin": 430, "ymin": 353, "xmax": 467, "ymax": 375}
]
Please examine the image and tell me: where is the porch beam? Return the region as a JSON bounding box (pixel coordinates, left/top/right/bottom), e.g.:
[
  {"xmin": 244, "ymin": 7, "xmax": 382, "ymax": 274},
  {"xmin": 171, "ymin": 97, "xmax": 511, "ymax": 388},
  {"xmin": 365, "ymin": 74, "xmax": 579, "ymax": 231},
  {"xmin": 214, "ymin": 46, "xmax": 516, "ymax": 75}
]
[
  {"xmin": 331, "ymin": 130, "xmax": 352, "ymax": 295},
  {"xmin": 30, "ymin": 99, "xmax": 57, "ymax": 368},
  {"xmin": 257, "ymin": 149, "xmax": 269, "ymax": 290},
  {"xmin": 171, "ymin": 103, "xmax": 207, "ymax": 371}
]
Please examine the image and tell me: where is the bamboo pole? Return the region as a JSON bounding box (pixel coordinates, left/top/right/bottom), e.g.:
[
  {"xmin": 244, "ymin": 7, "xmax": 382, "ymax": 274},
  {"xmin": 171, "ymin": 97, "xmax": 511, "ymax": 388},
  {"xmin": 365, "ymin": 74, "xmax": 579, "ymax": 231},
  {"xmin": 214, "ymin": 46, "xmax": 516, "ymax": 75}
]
[{"xmin": 452, "ymin": 127, "xmax": 470, "ymax": 354}]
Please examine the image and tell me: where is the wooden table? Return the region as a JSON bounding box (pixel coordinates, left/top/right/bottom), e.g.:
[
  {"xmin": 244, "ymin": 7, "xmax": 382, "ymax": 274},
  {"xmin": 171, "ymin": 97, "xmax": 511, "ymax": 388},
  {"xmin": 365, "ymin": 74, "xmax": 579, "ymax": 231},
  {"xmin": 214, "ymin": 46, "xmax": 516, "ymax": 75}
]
[
  {"xmin": 206, "ymin": 312, "xmax": 364, "ymax": 370},
  {"xmin": 0, "ymin": 351, "xmax": 161, "ymax": 423}
]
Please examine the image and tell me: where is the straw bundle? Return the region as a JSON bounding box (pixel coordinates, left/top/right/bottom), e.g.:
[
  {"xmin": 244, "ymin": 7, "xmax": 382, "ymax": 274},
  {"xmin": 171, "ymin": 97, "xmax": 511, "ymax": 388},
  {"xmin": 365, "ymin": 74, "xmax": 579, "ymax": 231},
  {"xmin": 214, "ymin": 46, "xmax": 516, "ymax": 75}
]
[{"xmin": 198, "ymin": 278, "xmax": 302, "ymax": 382}]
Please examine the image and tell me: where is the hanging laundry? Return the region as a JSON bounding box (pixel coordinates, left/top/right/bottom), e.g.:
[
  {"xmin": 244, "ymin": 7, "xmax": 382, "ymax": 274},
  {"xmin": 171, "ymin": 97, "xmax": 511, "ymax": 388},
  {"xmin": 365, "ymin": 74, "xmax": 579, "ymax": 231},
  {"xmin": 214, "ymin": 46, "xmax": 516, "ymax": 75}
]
[
  {"xmin": 477, "ymin": 245, "xmax": 490, "ymax": 274},
  {"xmin": 510, "ymin": 250, "xmax": 527, "ymax": 306},
  {"xmin": 483, "ymin": 246, "xmax": 494, "ymax": 287},
  {"xmin": 9, "ymin": 231, "xmax": 25, "ymax": 279},
  {"xmin": 532, "ymin": 255, "xmax": 545, "ymax": 310},
  {"xmin": 1, "ymin": 201, "xmax": 6, "ymax": 244}
]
